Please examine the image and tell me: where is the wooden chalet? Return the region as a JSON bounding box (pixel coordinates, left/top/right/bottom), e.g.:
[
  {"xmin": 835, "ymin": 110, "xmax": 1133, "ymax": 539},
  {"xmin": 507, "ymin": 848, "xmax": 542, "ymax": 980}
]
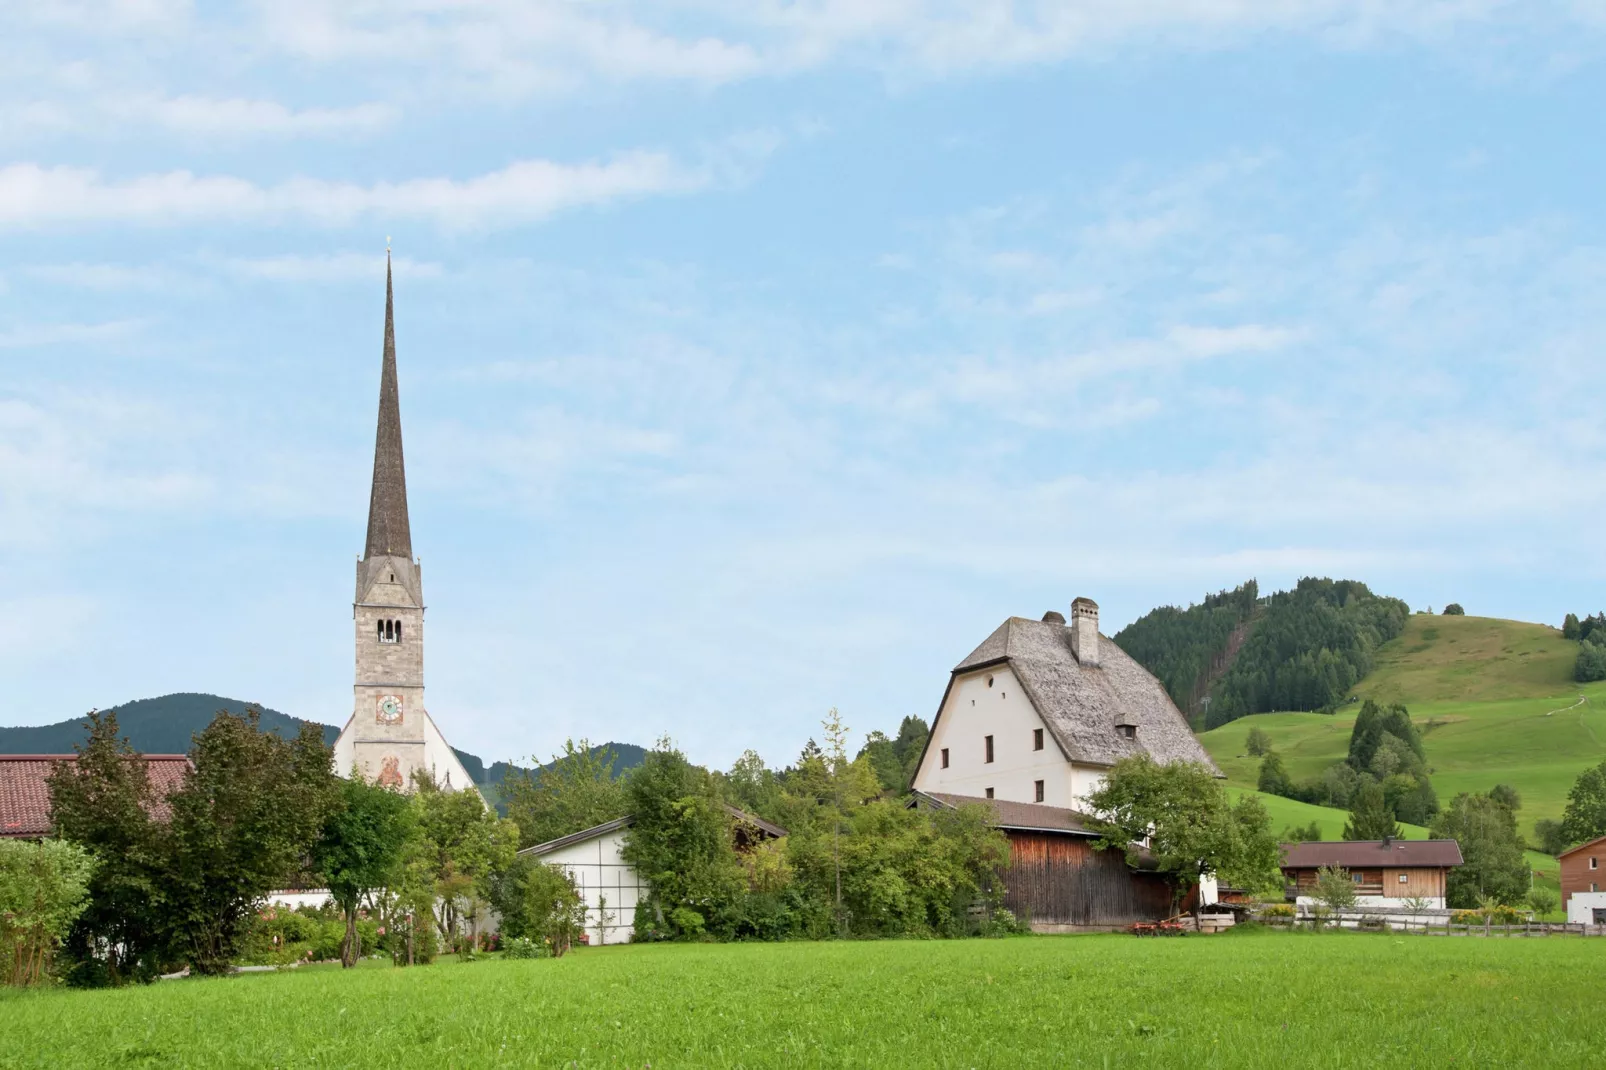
[
  {"xmin": 1281, "ymin": 839, "xmax": 1462, "ymax": 907},
  {"xmin": 913, "ymin": 790, "xmax": 1177, "ymax": 930},
  {"xmin": 1559, "ymin": 835, "xmax": 1606, "ymax": 924}
]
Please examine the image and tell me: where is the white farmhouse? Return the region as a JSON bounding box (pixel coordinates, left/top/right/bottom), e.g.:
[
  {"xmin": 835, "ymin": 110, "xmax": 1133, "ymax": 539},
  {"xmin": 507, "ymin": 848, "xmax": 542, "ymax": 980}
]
[{"xmin": 911, "ymin": 598, "xmax": 1220, "ymax": 810}]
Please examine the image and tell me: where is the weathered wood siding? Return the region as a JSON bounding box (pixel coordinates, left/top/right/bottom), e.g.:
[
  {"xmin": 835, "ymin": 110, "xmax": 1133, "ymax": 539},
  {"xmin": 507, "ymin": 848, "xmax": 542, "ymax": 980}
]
[{"xmin": 1003, "ymin": 832, "xmax": 1174, "ymax": 927}]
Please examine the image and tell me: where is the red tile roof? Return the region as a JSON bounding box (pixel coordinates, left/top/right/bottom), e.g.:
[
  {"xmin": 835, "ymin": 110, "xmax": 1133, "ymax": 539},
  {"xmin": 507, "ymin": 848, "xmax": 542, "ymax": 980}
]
[
  {"xmin": 1280, "ymin": 839, "xmax": 1464, "ymax": 869},
  {"xmin": 0, "ymin": 755, "xmax": 191, "ymax": 838}
]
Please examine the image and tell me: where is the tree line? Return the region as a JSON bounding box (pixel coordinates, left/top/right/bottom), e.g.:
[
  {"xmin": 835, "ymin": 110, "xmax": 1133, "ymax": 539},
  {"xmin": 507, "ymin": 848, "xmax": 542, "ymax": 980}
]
[
  {"xmin": 1562, "ymin": 612, "xmax": 1606, "ymax": 683},
  {"xmin": 1252, "ymin": 699, "xmax": 1439, "ymax": 826}
]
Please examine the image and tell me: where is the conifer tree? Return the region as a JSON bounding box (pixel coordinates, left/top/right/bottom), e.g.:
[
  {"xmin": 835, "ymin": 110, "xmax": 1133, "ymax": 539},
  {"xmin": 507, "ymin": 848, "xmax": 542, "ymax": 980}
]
[{"xmin": 1342, "ymin": 781, "xmax": 1402, "ymax": 841}]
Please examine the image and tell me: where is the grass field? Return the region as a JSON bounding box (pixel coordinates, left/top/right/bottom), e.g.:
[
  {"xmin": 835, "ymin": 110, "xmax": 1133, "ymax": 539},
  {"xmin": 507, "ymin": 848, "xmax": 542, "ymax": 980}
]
[
  {"xmin": 1198, "ymin": 616, "xmax": 1606, "ymax": 843},
  {"xmin": 1357, "ymin": 613, "xmax": 1578, "ymax": 704},
  {"xmin": 3, "ymin": 935, "xmax": 1605, "ymax": 1068}
]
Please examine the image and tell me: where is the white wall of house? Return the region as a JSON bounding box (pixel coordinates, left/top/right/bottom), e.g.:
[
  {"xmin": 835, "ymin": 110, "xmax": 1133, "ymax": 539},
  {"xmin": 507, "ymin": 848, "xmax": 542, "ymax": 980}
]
[
  {"xmin": 1295, "ymin": 893, "xmax": 1445, "ymax": 910},
  {"xmin": 536, "ymin": 827, "xmax": 646, "ymax": 946},
  {"xmin": 915, "ymin": 666, "xmax": 1111, "ymax": 808},
  {"xmin": 1565, "ymin": 891, "xmax": 1606, "ymax": 925},
  {"xmin": 266, "ymin": 889, "xmax": 333, "ymax": 911}
]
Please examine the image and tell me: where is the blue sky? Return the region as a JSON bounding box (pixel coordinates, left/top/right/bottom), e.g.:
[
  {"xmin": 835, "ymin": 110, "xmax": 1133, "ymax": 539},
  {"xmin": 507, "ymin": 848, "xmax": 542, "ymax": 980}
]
[{"xmin": 4, "ymin": 2, "xmax": 1606, "ymax": 771}]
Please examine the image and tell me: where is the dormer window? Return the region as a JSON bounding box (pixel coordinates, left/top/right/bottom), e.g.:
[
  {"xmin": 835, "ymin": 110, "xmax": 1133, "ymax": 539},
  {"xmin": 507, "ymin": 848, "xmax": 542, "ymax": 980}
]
[{"xmin": 1119, "ymin": 724, "xmax": 1136, "ymax": 740}]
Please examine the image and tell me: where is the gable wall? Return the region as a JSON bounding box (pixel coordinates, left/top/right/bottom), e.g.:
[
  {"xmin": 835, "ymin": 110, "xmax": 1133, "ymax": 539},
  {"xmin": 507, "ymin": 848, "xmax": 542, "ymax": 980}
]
[
  {"xmin": 538, "ymin": 828, "xmax": 645, "ymax": 945},
  {"xmin": 915, "ymin": 666, "xmax": 1098, "ymax": 807}
]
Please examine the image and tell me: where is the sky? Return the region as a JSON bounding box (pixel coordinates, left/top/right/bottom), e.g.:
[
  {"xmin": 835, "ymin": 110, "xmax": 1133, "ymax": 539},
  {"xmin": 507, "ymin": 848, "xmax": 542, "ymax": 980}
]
[{"xmin": 4, "ymin": 1, "xmax": 1606, "ymax": 773}]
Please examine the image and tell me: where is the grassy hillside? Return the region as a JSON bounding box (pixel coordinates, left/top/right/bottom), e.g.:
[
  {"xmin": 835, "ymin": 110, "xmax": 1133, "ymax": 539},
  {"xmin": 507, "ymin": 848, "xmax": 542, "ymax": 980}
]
[
  {"xmin": 1200, "ymin": 614, "xmax": 1606, "ymax": 844},
  {"xmin": 1357, "ymin": 613, "xmax": 1578, "ymax": 704}
]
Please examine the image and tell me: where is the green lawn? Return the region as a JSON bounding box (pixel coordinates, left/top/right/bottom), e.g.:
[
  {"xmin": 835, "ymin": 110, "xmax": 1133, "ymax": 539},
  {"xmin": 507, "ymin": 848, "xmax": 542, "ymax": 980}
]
[{"xmin": 3, "ymin": 935, "xmax": 1604, "ymax": 1067}]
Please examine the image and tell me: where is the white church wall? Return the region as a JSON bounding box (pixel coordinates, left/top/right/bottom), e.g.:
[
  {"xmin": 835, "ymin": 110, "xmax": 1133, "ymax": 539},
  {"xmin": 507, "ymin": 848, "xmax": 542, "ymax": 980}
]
[
  {"xmin": 914, "ymin": 667, "xmax": 1079, "ymax": 807},
  {"xmin": 535, "ymin": 828, "xmax": 644, "ymax": 946}
]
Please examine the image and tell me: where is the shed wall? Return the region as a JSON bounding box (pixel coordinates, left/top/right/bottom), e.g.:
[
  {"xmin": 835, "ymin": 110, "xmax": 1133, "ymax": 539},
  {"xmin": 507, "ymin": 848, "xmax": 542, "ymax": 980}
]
[{"xmin": 1002, "ymin": 831, "xmax": 1173, "ymax": 929}]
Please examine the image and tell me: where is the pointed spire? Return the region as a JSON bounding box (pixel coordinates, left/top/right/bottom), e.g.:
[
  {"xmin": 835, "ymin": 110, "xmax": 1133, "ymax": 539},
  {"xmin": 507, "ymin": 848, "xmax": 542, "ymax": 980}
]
[{"xmin": 364, "ymin": 249, "xmax": 413, "ymax": 560}]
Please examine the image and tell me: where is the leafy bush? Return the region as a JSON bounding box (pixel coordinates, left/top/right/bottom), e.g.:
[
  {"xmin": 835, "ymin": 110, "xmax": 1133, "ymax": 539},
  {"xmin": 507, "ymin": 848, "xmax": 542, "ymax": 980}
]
[
  {"xmin": 502, "ymin": 936, "xmax": 548, "ymax": 960},
  {"xmin": 1527, "ymin": 888, "xmax": 1559, "ymax": 918},
  {"xmin": 1442, "ymin": 604, "xmax": 1464, "ymax": 615},
  {"xmin": 1313, "ymin": 865, "xmax": 1358, "ymax": 913},
  {"xmin": 0, "ymin": 839, "xmax": 96, "ymax": 986},
  {"xmin": 668, "ymin": 907, "xmax": 707, "ymax": 940},
  {"xmin": 1576, "ymin": 642, "xmax": 1606, "ymax": 684},
  {"xmin": 1259, "ymin": 903, "xmax": 1295, "ymax": 918}
]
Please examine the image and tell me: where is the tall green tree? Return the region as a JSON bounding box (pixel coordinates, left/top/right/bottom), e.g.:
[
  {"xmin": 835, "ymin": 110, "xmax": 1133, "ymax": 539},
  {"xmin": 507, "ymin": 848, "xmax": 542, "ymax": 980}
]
[
  {"xmin": 163, "ymin": 710, "xmax": 337, "ymax": 974},
  {"xmin": 621, "ymin": 739, "xmax": 747, "ymax": 939},
  {"xmin": 313, "ymin": 775, "xmax": 416, "ymax": 967},
  {"xmin": 410, "ymin": 777, "xmax": 519, "ymax": 950},
  {"xmin": 45, "ymin": 710, "xmax": 171, "ymax": 985},
  {"xmin": 1563, "ymin": 613, "xmax": 1582, "ymax": 640},
  {"xmin": 503, "ymin": 739, "xmax": 628, "ymax": 850},
  {"xmin": 1342, "ymin": 782, "xmax": 1402, "ymax": 841},
  {"xmin": 1431, "ymin": 791, "xmax": 1529, "ymax": 908},
  {"xmin": 1084, "ymin": 756, "xmax": 1281, "ymax": 918},
  {"xmin": 1560, "ymin": 759, "xmax": 1606, "ymax": 848}
]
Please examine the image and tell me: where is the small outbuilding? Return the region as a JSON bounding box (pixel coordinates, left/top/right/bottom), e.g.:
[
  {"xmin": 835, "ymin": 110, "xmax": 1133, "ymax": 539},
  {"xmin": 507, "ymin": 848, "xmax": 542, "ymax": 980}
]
[
  {"xmin": 519, "ymin": 806, "xmax": 785, "ymax": 945},
  {"xmin": 1281, "ymin": 839, "xmax": 1463, "ymax": 909},
  {"xmin": 1559, "ymin": 834, "xmax": 1606, "ymax": 926},
  {"xmin": 912, "ymin": 790, "xmax": 1178, "ymax": 931}
]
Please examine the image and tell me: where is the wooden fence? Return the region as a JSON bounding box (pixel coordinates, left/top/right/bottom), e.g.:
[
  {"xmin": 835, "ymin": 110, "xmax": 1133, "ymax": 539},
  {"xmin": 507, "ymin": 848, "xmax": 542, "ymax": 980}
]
[{"xmin": 1260, "ymin": 915, "xmax": 1606, "ymax": 937}]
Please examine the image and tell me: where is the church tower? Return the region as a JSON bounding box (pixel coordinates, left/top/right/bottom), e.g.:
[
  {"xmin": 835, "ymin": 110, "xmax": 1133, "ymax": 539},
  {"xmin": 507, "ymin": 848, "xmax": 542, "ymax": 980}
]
[{"xmin": 332, "ymin": 255, "xmax": 475, "ymax": 794}]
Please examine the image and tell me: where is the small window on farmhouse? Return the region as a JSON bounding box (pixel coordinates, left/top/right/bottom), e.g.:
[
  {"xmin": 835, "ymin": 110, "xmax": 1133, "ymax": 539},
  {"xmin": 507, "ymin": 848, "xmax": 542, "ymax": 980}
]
[
  {"xmin": 1119, "ymin": 724, "xmax": 1137, "ymax": 740},
  {"xmin": 1034, "ymin": 779, "xmax": 1044, "ymax": 803},
  {"xmin": 984, "ymin": 735, "xmax": 994, "ymax": 763},
  {"xmin": 987, "ymin": 675, "xmax": 994, "ymax": 688},
  {"xmin": 1033, "ymin": 728, "xmax": 1044, "ymax": 751},
  {"xmin": 1398, "ymin": 874, "xmax": 1408, "ymax": 884},
  {"xmin": 1592, "ymin": 857, "xmax": 1599, "ymax": 870},
  {"xmin": 941, "ymin": 747, "xmax": 949, "ymax": 769},
  {"xmin": 1352, "ymin": 872, "xmax": 1363, "ymax": 884},
  {"xmin": 985, "ymin": 787, "xmax": 994, "ymax": 799}
]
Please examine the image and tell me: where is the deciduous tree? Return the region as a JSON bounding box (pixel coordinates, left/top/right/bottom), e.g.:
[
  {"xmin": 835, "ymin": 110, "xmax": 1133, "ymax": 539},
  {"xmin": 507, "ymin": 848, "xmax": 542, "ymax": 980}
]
[
  {"xmin": 313, "ymin": 775, "xmax": 416, "ymax": 967},
  {"xmin": 163, "ymin": 711, "xmax": 337, "ymax": 974},
  {"xmin": 1085, "ymin": 756, "xmax": 1281, "ymax": 919},
  {"xmin": 0, "ymin": 839, "xmax": 95, "ymax": 986},
  {"xmin": 1432, "ymin": 791, "xmax": 1529, "ymax": 908},
  {"xmin": 1560, "ymin": 759, "xmax": 1606, "ymax": 848},
  {"xmin": 503, "ymin": 739, "xmax": 627, "ymax": 850}
]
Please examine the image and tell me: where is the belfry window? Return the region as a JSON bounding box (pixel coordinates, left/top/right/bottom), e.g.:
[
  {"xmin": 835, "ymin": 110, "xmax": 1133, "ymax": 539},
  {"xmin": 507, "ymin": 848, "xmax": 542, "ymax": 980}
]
[{"xmin": 380, "ymin": 619, "xmax": 400, "ymax": 644}]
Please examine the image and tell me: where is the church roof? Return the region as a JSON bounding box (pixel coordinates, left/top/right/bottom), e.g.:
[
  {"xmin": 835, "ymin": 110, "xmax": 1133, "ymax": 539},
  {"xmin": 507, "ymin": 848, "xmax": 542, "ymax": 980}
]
[
  {"xmin": 949, "ymin": 616, "xmax": 1221, "ymax": 773},
  {"xmin": 364, "ymin": 253, "xmax": 412, "ymax": 561}
]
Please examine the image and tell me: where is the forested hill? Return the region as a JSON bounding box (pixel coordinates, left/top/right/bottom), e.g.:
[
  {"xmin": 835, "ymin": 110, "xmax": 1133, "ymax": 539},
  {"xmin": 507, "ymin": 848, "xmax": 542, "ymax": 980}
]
[
  {"xmin": 0, "ymin": 693, "xmax": 647, "ymax": 791},
  {"xmin": 1114, "ymin": 579, "xmax": 1410, "ymax": 729}
]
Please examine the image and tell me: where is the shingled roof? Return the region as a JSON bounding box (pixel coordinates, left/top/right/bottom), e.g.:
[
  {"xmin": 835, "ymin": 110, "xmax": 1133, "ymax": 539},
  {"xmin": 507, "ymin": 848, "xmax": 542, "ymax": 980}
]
[
  {"xmin": 916, "ymin": 790, "xmax": 1096, "ymax": 836},
  {"xmin": 952, "ymin": 616, "xmax": 1221, "ymax": 772},
  {"xmin": 364, "ymin": 253, "xmax": 412, "ymax": 561},
  {"xmin": 1280, "ymin": 840, "xmax": 1464, "ymax": 869},
  {"xmin": 0, "ymin": 754, "xmax": 191, "ymax": 838}
]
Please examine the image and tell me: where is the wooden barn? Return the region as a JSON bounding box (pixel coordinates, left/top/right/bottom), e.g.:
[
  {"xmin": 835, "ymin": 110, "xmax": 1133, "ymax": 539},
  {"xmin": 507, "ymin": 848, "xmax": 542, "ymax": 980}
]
[{"xmin": 913, "ymin": 790, "xmax": 1176, "ymax": 931}]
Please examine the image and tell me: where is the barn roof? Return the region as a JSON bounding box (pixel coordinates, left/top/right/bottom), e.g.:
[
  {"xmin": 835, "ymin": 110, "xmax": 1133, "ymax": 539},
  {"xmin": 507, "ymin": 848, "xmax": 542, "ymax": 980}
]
[
  {"xmin": 916, "ymin": 790, "xmax": 1097, "ymax": 837},
  {"xmin": 952, "ymin": 616, "xmax": 1220, "ymax": 772},
  {"xmin": 1280, "ymin": 839, "xmax": 1464, "ymax": 869},
  {"xmin": 519, "ymin": 805, "xmax": 786, "ymax": 858},
  {"xmin": 0, "ymin": 754, "xmax": 191, "ymax": 838},
  {"xmin": 1558, "ymin": 834, "xmax": 1606, "ymax": 860}
]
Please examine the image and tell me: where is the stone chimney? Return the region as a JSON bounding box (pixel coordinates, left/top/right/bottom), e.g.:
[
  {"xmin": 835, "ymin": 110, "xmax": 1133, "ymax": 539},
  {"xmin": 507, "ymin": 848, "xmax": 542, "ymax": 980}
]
[{"xmin": 1071, "ymin": 597, "xmax": 1100, "ymax": 667}]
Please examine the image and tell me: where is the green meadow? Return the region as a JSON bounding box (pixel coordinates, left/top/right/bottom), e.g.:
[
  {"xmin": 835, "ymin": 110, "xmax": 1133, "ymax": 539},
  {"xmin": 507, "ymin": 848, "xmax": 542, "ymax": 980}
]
[
  {"xmin": 3, "ymin": 934, "xmax": 1604, "ymax": 1068},
  {"xmin": 1199, "ymin": 615, "xmax": 1606, "ymax": 844}
]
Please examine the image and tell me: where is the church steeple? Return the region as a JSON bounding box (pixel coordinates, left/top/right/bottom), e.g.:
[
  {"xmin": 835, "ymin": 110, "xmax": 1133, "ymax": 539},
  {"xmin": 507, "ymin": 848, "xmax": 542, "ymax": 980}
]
[{"xmin": 364, "ymin": 251, "xmax": 412, "ymax": 561}]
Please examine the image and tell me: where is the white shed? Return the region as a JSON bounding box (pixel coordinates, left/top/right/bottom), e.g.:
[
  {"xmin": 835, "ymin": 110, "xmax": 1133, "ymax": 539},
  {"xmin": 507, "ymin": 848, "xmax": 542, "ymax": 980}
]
[{"xmin": 520, "ymin": 817, "xmax": 647, "ymax": 946}]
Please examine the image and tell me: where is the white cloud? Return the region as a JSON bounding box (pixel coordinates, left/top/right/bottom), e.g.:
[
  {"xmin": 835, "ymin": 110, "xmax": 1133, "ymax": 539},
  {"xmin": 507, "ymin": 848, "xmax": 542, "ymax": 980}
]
[
  {"xmin": 0, "ymin": 151, "xmax": 708, "ymax": 229},
  {"xmin": 123, "ymin": 96, "xmax": 397, "ymax": 137}
]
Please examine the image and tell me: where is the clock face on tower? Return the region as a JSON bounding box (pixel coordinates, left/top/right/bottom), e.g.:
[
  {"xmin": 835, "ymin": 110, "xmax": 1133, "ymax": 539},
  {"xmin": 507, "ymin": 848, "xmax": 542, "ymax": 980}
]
[{"xmin": 376, "ymin": 694, "xmax": 404, "ymax": 725}]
